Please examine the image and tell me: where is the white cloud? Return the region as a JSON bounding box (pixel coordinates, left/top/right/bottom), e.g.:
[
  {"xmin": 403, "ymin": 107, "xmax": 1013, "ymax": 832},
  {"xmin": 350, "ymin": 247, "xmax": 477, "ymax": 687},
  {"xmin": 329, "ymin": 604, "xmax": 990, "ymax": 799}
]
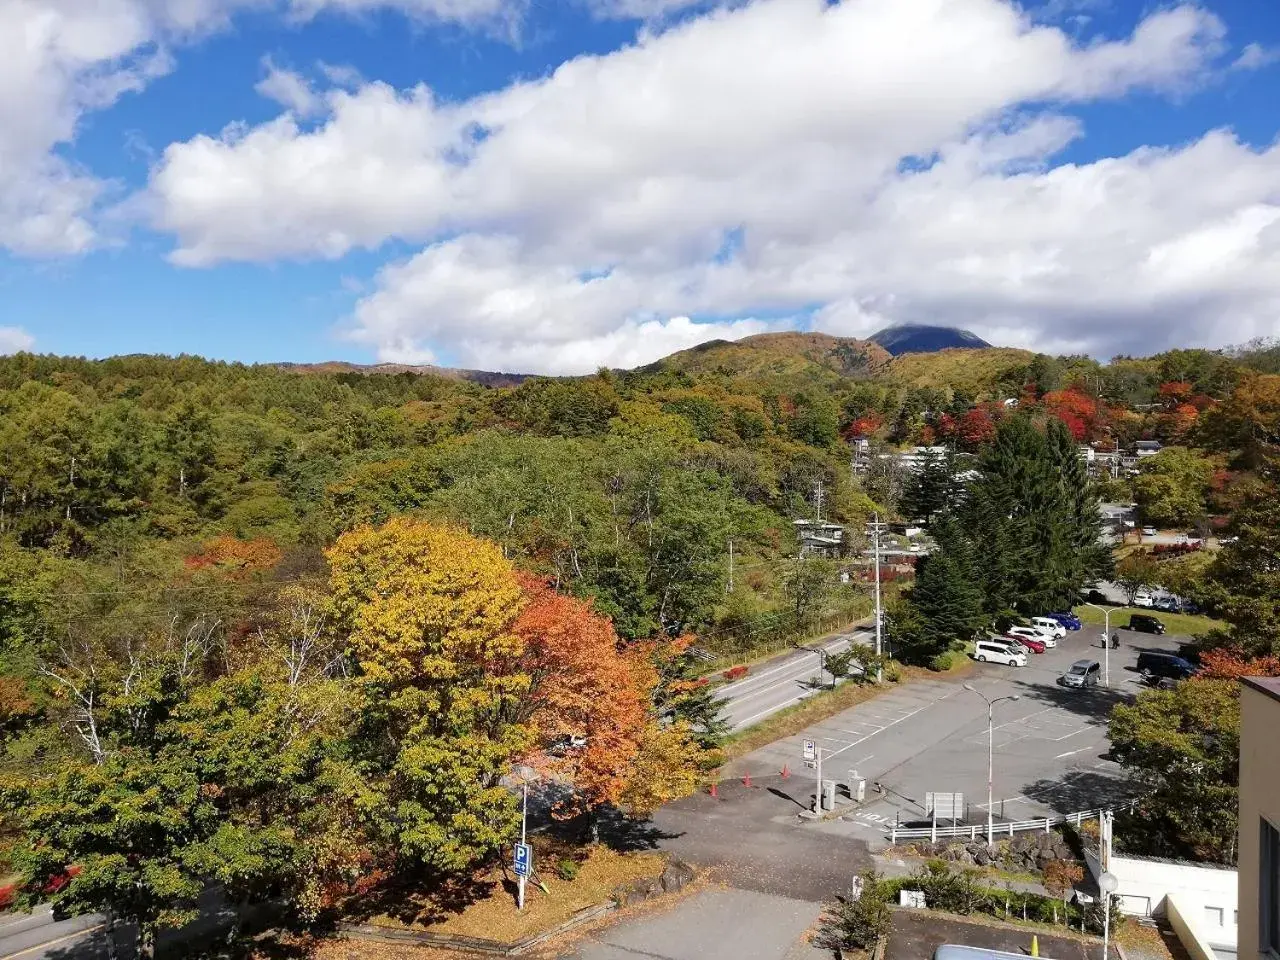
[
  {"xmin": 0, "ymin": 0, "xmax": 527, "ymax": 258},
  {"xmin": 1232, "ymin": 42, "xmax": 1280, "ymax": 72},
  {"xmin": 583, "ymin": 0, "xmax": 715, "ymax": 21},
  {"xmin": 146, "ymin": 0, "xmax": 1272, "ymax": 372},
  {"xmin": 0, "ymin": 326, "xmax": 35, "ymax": 354},
  {"xmin": 255, "ymin": 57, "xmax": 324, "ymax": 116}
]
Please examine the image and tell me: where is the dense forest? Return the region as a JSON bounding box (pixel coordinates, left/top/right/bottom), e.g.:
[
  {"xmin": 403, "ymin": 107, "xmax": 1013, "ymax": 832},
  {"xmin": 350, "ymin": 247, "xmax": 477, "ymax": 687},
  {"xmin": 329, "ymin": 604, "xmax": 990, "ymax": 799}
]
[{"xmin": 2, "ymin": 333, "xmax": 1280, "ymax": 948}]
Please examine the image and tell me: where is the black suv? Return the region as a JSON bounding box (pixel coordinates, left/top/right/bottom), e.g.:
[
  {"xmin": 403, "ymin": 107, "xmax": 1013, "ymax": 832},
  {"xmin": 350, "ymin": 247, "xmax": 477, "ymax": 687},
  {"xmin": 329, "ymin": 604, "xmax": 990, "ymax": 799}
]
[
  {"xmin": 1136, "ymin": 651, "xmax": 1196, "ymax": 687},
  {"xmin": 1128, "ymin": 613, "xmax": 1166, "ymax": 634}
]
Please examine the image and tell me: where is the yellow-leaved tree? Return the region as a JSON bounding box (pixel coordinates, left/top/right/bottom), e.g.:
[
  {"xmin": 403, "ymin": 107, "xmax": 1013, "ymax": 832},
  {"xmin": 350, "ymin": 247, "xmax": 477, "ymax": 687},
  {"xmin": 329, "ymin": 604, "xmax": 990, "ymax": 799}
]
[{"xmin": 326, "ymin": 517, "xmax": 530, "ymax": 874}]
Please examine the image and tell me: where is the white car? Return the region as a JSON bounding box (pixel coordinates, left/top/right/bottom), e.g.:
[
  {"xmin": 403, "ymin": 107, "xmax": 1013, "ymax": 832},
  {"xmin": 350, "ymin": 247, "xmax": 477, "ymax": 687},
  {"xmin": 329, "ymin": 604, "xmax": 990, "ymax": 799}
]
[
  {"xmin": 974, "ymin": 640, "xmax": 1028, "ymax": 667},
  {"xmin": 1142, "ymin": 526, "xmax": 1158, "ymax": 537},
  {"xmin": 1133, "ymin": 592, "xmax": 1155, "ymax": 608},
  {"xmin": 1007, "ymin": 625, "xmax": 1058, "ymax": 648},
  {"xmin": 1032, "ymin": 616, "xmax": 1068, "ymax": 640}
]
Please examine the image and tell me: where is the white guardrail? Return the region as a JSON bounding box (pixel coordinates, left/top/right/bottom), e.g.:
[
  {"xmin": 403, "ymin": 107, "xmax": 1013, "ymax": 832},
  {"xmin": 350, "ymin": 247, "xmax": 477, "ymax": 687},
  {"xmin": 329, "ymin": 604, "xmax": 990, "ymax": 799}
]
[{"xmin": 890, "ymin": 808, "xmax": 1103, "ymax": 845}]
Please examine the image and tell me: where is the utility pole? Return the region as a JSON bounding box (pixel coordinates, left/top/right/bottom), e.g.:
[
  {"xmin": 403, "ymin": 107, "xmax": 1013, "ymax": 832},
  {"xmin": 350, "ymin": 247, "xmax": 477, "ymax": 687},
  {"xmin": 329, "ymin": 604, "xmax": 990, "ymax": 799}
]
[
  {"xmin": 727, "ymin": 539, "xmax": 734, "ymax": 593},
  {"xmin": 870, "ymin": 513, "xmax": 885, "ymax": 682}
]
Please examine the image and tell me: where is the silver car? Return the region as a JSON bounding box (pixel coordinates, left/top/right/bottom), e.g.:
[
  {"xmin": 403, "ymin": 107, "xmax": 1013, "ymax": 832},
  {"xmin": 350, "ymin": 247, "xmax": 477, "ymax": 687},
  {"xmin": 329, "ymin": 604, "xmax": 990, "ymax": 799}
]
[{"xmin": 1061, "ymin": 659, "xmax": 1101, "ymax": 689}]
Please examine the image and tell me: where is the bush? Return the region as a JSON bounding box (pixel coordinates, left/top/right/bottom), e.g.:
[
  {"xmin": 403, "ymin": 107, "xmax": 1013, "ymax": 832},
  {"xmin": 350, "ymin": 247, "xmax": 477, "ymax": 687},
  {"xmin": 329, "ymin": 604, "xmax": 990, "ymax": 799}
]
[
  {"xmin": 816, "ymin": 870, "xmax": 892, "ymax": 953},
  {"xmin": 882, "ymin": 659, "xmax": 903, "ymax": 683},
  {"xmin": 723, "ymin": 665, "xmax": 749, "ymax": 681},
  {"xmin": 554, "ymin": 857, "xmax": 580, "ymax": 881},
  {"xmin": 930, "ymin": 652, "xmax": 957, "ymax": 672}
]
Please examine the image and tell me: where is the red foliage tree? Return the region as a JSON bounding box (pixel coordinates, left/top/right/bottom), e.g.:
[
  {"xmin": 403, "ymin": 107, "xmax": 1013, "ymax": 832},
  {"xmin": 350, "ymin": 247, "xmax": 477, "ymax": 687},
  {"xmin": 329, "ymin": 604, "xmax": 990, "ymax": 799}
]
[
  {"xmin": 183, "ymin": 535, "xmax": 282, "ymax": 577},
  {"xmin": 509, "ymin": 575, "xmax": 651, "ymax": 812},
  {"xmin": 1197, "ymin": 649, "xmax": 1280, "ymax": 680},
  {"xmin": 1043, "ymin": 388, "xmax": 1100, "ymax": 442}
]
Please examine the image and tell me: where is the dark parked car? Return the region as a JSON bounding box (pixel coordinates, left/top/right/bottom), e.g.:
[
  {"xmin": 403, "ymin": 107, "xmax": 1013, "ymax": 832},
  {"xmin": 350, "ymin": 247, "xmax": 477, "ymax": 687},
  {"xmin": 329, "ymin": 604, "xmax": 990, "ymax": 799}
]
[
  {"xmin": 1050, "ymin": 612, "xmax": 1082, "ymax": 631},
  {"xmin": 1136, "ymin": 651, "xmax": 1196, "ymax": 686},
  {"xmin": 1128, "ymin": 613, "xmax": 1166, "ymax": 634}
]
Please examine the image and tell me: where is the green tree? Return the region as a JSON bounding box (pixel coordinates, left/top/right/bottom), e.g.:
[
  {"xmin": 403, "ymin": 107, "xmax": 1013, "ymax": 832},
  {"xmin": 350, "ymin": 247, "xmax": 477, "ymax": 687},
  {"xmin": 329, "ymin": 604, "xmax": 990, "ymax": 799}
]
[
  {"xmin": 900, "ymin": 448, "xmax": 957, "ymax": 525},
  {"xmin": 1110, "ymin": 679, "xmax": 1240, "ymax": 863},
  {"xmin": 1133, "ymin": 447, "xmax": 1214, "ymax": 528},
  {"xmin": 1114, "ymin": 552, "xmax": 1162, "ymax": 605},
  {"xmin": 909, "ymin": 525, "xmax": 987, "ymax": 650},
  {"xmin": 1198, "ymin": 459, "xmax": 1280, "ymax": 656},
  {"xmin": 783, "ymin": 558, "xmax": 836, "ymax": 627}
]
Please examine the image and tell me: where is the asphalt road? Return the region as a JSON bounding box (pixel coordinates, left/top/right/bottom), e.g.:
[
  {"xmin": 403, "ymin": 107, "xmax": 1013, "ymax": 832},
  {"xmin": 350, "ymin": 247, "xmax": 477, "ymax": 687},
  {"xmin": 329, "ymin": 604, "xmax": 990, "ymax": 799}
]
[
  {"xmin": 565, "ymin": 888, "xmax": 826, "ymax": 960},
  {"xmin": 711, "ymin": 626, "xmax": 1183, "ymax": 845},
  {"xmin": 714, "ymin": 628, "xmax": 876, "ymax": 731}
]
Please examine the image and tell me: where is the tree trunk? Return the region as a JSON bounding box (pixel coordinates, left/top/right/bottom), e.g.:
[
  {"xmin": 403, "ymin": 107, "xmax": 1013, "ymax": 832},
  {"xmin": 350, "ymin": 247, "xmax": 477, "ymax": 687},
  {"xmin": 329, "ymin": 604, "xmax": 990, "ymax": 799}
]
[
  {"xmin": 139, "ymin": 923, "xmax": 156, "ymax": 960},
  {"xmin": 103, "ymin": 909, "xmax": 118, "ymax": 960}
]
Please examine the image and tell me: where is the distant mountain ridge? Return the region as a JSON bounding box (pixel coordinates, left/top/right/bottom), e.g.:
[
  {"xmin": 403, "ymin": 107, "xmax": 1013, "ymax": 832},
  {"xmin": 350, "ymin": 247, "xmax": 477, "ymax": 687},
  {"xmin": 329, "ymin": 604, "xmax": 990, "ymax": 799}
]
[
  {"xmin": 643, "ymin": 331, "xmax": 893, "ymax": 381},
  {"xmin": 870, "ymin": 324, "xmax": 992, "ymax": 355},
  {"xmin": 277, "ymin": 361, "xmax": 528, "ymax": 388}
]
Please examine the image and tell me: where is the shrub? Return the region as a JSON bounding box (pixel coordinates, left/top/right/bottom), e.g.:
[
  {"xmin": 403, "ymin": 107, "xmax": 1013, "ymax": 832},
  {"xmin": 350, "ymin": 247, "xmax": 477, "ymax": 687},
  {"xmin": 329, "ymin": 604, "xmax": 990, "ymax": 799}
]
[
  {"xmin": 882, "ymin": 660, "xmax": 903, "ymax": 683},
  {"xmin": 554, "ymin": 857, "xmax": 580, "ymax": 881},
  {"xmin": 723, "ymin": 665, "xmax": 749, "ymax": 681},
  {"xmin": 816, "ymin": 870, "xmax": 892, "ymax": 953},
  {"xmin": 930, "ymin": 652, "xmax": 957, "ymax": 672}
]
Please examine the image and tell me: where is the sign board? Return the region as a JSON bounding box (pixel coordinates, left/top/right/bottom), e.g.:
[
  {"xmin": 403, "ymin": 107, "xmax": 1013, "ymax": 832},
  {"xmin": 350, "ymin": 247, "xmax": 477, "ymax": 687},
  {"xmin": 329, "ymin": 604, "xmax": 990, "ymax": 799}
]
[
  {"xmin": 802, "ymin": 739, "xmax": 817, "ymax": 762},
  {"xmin": 925, "ymin": 792, "xmax": 965, "ymax": 821},
  {"xmin": 514, "ymin": 842, "xmax": 533, "ymax": 878}
]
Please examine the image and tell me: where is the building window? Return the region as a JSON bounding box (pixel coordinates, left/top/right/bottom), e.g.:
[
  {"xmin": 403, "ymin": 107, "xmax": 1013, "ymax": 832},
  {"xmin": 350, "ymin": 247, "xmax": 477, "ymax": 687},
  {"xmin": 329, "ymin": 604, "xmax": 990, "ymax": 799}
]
[
  {"xmin": 1263, "ymin": 817, "xmax": 1280, "ymax": 956},
  {"xmin": 1205, "ymin": 907, "xmax": 1224, "ymax": 928}
]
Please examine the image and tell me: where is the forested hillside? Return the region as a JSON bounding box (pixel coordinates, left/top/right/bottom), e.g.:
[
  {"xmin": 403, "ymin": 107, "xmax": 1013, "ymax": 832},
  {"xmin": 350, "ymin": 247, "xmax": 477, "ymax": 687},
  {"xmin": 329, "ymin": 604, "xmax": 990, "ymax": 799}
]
[{"xmin": 2, "ymin": 338, "xmax": 1280, "ymax": 936}]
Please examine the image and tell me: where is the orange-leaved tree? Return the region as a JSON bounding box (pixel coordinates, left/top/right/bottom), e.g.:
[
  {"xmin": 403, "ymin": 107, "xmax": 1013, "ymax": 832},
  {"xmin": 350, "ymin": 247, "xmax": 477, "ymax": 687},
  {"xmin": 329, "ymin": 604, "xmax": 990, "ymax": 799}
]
[{"xmin": 508, "ymin": 575, "xmax": 649, "ymax": 816}]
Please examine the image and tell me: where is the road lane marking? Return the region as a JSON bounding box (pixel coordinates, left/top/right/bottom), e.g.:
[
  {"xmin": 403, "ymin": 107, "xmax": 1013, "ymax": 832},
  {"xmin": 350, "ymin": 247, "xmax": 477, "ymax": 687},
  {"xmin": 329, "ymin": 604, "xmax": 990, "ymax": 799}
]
[
  {"xmin": 0, "ymin": 925, "xmax": 104, "ymax": 960},
  {"xmin": 714, "ymin": 632, "xmax": 870, "ymax": 699},
  {"xmin": 1055, "ymin": 746, "xmax": 1093, "ymax": 759}
]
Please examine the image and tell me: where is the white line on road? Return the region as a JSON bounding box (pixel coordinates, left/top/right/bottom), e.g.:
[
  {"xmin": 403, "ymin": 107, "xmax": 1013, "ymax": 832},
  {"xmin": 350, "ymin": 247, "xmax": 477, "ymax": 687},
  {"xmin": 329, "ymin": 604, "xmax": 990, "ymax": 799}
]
[
  {"xmin": 1055, "ymin": 746, "xmax": 1093, "ymax": 759},
  {"xmin": 0, "ymin": 925, "xmax": 103, "ymax": 960},
  {"xmin": 715, "ymin": 633, "xmax": 868, "ymax": 699}
]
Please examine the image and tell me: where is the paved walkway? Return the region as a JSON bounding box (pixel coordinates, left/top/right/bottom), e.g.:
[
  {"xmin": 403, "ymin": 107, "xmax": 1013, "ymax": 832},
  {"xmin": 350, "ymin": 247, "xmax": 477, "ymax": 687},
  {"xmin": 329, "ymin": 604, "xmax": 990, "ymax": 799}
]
[{"xmin": 564, "ymin": 888, "xmax": 826, "ymax": 960}]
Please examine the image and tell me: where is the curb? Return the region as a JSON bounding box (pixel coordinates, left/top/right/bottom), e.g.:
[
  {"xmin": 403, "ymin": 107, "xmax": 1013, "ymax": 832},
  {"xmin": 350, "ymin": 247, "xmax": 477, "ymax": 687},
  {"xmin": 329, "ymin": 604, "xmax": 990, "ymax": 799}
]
[{"xmin": 341, "ymin": 901, "xmax": 617, "ymax": 957}]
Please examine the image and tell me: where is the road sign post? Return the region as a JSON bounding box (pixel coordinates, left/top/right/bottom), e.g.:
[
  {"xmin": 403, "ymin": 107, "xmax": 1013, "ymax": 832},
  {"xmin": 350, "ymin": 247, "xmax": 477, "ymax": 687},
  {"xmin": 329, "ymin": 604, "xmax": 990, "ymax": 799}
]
[{"xmin": 515, "ymin": 783, "xmax": 531, "ymax": 910}]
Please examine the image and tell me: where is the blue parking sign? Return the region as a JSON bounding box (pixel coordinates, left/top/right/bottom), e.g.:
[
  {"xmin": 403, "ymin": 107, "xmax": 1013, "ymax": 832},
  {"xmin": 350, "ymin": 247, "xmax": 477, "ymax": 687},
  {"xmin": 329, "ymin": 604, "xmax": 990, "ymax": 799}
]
[{"xmin": 514, "ymin": 842, "xmax": 533, "ymax": 878}]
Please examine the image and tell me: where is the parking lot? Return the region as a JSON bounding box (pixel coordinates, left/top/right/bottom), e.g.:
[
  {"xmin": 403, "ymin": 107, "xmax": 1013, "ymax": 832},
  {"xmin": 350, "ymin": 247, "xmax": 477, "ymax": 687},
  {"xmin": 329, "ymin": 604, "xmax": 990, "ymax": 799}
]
[{"xmin": 722, "ymin": 625, "xmax": 1184, "ymax": 838}]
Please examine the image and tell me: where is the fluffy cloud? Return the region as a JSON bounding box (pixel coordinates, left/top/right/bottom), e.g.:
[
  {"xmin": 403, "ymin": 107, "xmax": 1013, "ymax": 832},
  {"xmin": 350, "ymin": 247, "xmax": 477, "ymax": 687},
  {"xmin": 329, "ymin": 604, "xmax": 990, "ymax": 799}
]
[
  {"xmin": 147, "ymin": 0, "xmax": 1276, "ymax": 373},
  {"xmin": 0, "ymin": 326, "xmax": 35, "ymax": 355},
  {"xmin": 0, "ymin": 0, "xmax": 527, "ymax": 257}
]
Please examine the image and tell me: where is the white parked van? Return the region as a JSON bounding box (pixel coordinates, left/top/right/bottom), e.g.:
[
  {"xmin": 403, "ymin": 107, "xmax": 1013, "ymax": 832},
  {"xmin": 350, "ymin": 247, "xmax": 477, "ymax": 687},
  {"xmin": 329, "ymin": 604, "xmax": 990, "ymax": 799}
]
[
  {"xmin": 973, "ymin": 640, "xmax": 1028, "ymax": 667},
  {"xmin": 1031, "ymin": 616, "xmax": 1067, "ymax": 639}
]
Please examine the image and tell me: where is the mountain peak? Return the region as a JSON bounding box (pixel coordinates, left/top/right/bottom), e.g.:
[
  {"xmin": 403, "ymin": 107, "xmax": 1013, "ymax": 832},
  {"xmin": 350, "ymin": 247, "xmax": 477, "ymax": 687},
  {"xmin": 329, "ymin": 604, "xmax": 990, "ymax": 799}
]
[{"xmin": 870, "ymin": 324, "xmax": 992, "ymax": 356}]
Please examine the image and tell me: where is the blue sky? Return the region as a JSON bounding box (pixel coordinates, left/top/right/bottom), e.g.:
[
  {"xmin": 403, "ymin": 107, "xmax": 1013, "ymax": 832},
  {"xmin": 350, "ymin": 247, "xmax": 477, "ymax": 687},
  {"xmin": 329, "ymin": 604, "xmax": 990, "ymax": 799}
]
[{"xmin": 1, "ymin": 0, "xmax": 1279, "ymax": 373}]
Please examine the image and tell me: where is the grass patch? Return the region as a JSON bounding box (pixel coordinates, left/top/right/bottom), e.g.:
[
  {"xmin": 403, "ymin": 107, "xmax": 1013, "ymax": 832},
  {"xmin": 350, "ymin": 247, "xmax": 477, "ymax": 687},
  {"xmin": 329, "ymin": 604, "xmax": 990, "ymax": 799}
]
[
  {"xmin": 362, "ymin": 846, "xmax": 664, "ymax": 946},
  {"xmin": 1075, "ymin": 605, "xmax": 1223, "ymax": 637}
]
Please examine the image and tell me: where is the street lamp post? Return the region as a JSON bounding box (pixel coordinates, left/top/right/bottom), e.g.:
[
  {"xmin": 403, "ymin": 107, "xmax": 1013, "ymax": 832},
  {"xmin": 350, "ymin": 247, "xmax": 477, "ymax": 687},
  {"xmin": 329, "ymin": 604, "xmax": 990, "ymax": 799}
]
[
  {"xmin": 963, "ymin": 683, "xmax": 1020, "ymax": 850},
  {"xmin": 1099, "ymin": 870, "xmax": 1119, "ymax": 960},
  {"xmin": 1083, "ymin": 602, "xmax": 1113, "ymax": 688}
]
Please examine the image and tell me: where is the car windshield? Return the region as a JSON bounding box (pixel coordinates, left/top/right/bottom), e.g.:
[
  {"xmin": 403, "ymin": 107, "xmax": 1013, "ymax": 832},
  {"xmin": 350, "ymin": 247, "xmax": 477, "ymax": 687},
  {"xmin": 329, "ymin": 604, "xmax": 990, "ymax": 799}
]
[{"xmin": 1069, "ymin": 664, "xmax": 1090, "ymax": 675}]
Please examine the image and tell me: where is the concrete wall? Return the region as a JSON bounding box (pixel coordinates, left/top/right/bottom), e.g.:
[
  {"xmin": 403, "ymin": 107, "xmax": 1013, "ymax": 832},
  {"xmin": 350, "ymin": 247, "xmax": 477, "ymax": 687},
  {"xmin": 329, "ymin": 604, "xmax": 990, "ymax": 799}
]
[
  {"xmin": 1110, "ymin": 856, "xmax": 1238, "ymax": 949},
  {"xmin": 1238, "ymin": 682, "xmax": 1280, "ymax": 960},
  {"xmin": 1168, "ymin": 894, "xmax": 1222, "ymax": 960}
]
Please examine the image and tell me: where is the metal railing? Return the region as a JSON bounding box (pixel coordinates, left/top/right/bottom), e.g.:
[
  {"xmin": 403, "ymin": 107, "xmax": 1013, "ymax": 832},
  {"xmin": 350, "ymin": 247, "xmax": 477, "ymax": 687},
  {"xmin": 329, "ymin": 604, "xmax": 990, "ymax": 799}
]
[{"xmin": 889, "ymin": 808, "xmax": 1103, "ymax": 845}]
